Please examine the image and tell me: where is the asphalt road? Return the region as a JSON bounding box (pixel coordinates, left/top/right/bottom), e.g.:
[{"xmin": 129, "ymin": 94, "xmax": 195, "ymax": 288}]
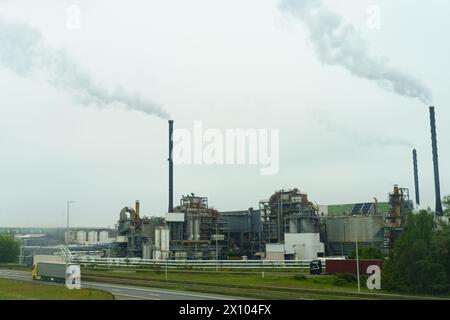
[{"xmin": 0, "ymin": 269, "xmax": 244, "ymax": 300}]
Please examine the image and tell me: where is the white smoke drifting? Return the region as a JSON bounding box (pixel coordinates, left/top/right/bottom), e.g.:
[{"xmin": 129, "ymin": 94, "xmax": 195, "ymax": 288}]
[
  {"xmin": 0, "ymin": 16, "xmax": 169, "ymax": 119},
  {"xmin": 279, "ymin": 0, "xmax": 433, "ymax": 105},
  {"xmin": 312, "ymin": 110, "xmax": 413, "ymax": 148}
]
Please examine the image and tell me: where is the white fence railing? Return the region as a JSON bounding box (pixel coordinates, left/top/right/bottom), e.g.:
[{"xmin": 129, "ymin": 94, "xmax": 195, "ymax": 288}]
[{"xmin": 72, "ymin": 257, "xmax": 326, "ymax": 269}]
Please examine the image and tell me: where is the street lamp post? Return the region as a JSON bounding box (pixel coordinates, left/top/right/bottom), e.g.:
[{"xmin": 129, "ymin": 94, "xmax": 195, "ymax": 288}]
[
  {"xmin": 356, "ymin": 236, "xmax": 360, "ymax": 293},
  {"xmin": 215, "ymin": 224, "xmax": 219, "ymax": 272},
  {"xmin": 66, "ymin": 201, "xmax": 76, "ymax": 246},
  {"xmin": 342, "ymin": 222, "xmax": 347, "ymax": 257}
]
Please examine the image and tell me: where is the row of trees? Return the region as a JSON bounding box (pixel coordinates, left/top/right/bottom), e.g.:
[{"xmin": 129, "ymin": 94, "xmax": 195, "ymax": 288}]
[
  {"xmin": 382, "ymin": 210, "xmax": 450, "ymax": 295},
  {"xmin": 0, "ymin": 235, "xmax": 20, "ymax": 263}
]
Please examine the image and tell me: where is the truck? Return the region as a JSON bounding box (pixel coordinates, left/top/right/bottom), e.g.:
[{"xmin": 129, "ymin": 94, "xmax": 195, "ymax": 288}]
[
  {"xmin": 31, "ymin": 255, "xmax": 80, "ymax": 284},
  {"xmin": 32, "ymin": 262, "xmax": 67, "ymax": 283}
]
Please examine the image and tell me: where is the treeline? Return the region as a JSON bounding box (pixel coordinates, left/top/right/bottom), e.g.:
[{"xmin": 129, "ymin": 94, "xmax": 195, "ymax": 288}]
[
  {"xmin": 383, "ymin": 210, "xmax": 450, "ymax": 295},
  {"xmin": 0, "ymin": 234, "xmax": 20, "ymax": 263}
]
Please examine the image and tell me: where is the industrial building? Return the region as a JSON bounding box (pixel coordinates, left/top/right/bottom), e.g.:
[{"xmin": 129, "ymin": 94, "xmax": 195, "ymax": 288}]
[
  {"xmin": 112, "ymin": 184, "xmax": 412, "ymax": 260},
  {"xmin": 19, "ymin": 106, "xmax": 443, "ymax": 263}
]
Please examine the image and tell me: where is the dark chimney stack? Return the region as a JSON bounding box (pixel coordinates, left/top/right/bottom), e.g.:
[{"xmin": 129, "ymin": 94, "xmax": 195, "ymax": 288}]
[
  {"xmin": 412, "ymin": 149, "xmax": 420, "ymax": 206},
  {"xmin": 168, "ymin": 120, "xmax": 174, "ymax": 213},
  {"xmin": 429, "ymin": 106, "xmax": 443, "ymax": 216}
]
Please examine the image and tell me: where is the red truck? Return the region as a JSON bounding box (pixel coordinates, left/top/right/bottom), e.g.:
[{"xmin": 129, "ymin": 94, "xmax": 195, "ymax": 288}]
[{"xmin": 325, "ymin": 259, "xmax": 382, "ymax": 275}]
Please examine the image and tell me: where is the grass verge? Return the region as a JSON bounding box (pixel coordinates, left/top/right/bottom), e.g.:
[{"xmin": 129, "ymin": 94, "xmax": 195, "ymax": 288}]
[{"xmin": 0, "ymin": 278, "xmax": 114, "ymax": 300}]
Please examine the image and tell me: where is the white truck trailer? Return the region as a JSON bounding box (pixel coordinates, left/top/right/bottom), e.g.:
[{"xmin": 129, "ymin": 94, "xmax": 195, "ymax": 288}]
[{"xmin": 31, "ymin": 255, "xmax": 80, "ymax": 284}]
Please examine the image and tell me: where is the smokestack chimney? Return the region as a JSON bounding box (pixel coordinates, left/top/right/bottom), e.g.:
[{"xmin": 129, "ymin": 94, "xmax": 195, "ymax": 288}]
[
  {"xmin": 412, "ymin": 149, "xmax": 420, "ymax": 206},
  {"xmin": 135, "ymin": 200, "xmax": 140, "ymax": 218},
  {"xmin": 429, "ymin": 106, "xmax": 443, "ymax": 216},
  {"xmin": 168, "ymin": 120, "xmax": 174, "ymax": 213}
]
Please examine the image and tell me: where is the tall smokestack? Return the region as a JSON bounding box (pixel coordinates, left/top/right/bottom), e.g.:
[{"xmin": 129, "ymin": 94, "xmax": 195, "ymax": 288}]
[
  {"xmin": 429, "ymin": 107, "xmax": 443, "ymax": 216},
  {"xmin": 135, "ymin": 200, "xmax": 140, "ymax": 218},
  {"xmin": 412, "ymin": 149, "xmax": 420, "ymax": 206},
  {"xmin": 168, "ymin": 120, "xmax": 174, "ymax": 213}
]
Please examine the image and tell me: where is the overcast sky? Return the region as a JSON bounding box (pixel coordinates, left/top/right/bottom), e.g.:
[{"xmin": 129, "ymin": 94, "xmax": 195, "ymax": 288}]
[{"xmin": 0, "ymin": 0, "xmax": 448, "ymax": 228}]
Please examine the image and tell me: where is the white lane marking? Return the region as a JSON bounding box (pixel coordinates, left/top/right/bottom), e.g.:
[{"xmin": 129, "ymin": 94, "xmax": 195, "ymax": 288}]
[
  {"xmin": 84, "ymin": 283, "xmax": 160, "ymax": 297},
  {"xmin": 84, "ymin": 282, "xmax": 234, "ymax": 300},
  {"xmin": 114, "ymin": 293, "xmax": 161, "ymax": 300}
]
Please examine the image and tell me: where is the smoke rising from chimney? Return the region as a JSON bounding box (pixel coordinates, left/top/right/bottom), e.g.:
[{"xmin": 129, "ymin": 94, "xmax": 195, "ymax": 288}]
[
  {"xmin": 279, "ymin": 0, "xmax": 433, "ymax": 105},
  {"xmin": 0, "ymin": 16, "xmax": 169, "ymax": 119},
  {"xmin": 312, "ymin": 110, "xmax": 413, "ymax": 148}
]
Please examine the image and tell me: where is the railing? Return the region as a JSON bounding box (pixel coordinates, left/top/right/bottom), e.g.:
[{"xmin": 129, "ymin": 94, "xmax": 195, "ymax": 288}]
[{"xmin": 71, "ymin": 257, "xmax": 326, "ymax": 269}]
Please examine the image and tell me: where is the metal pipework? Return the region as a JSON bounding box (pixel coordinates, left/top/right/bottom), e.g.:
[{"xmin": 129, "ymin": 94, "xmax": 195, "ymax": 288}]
[
  {"xmin": 429, "ymin": 107, "xmax": 443, "ymax": 216},
  {"xmin": 412, "ymin": 149, "xmax": 420, "ymax": 206},
  {"xmin": 168, "ymin": 120, "xmax": 174, "ymax": 213}
]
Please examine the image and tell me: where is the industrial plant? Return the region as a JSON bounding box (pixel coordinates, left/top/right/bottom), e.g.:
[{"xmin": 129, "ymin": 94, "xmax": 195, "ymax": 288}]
[
  {"xmin": 64, "ymin": 105, "xmax": 440, "ymax": 262},
  {"xmin": 8, "ymin": 107, "xmax": 445, "ymax": 265}
]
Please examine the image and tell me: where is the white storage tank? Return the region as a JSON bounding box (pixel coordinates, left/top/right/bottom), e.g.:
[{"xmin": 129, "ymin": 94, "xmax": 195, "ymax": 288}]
[
  {"xmin": 155, "ymin": 228, "xmax": 161, "ymax": 250},
  {"xmin": 87, "ymin": 231, "xmax": 97, "ymax": 244},
  {"xmin": 99, "ymin": 231, "xmax": 109, "ymax": 243},
  {"xmin": 76, "ymin": 231, "xmax": 86, "ymax": 245},
  {"xmin": 142, "ymin": 244, "xmax": 152, "ymax": 260},
  {"xmin": 193, "ymin": 217, "xmax": 200, "ymax": 240},
  {"xmin": 161, "ymin": 227, "xmax": 170, "ymax": 252}
]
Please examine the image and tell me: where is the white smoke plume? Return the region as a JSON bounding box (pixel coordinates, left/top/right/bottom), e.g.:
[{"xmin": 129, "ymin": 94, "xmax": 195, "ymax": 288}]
[
  {"xmin": 312, "ymin": 110, "xmax": 413, "ymax": 148},
  {"xmin": 0, "ymin": 16, "xmax": 169, "ymax": 119},
  {"xmin": 279, "ymin": 0, "xmax": 433, "ymax": 105}
]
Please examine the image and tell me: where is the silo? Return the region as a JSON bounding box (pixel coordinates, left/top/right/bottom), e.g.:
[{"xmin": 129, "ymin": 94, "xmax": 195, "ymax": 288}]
[
  {"xmin": 76, "ymin": 231, "xmax": 86, "ymax": 245},
  {"xmin": 163, "ymin": 227, "xmax": 170, "ymax": 251},
  {"xmin": 87, "ymin": 231, "xmax": 97, "ymax": 244},
  {"xmin": 99, "ymin": 231, "xmax": 109, "ymax": 243},
  {"xmin": 155, "ymin": 228, "xmax": 161, "ymax": 250},
  {"xmin": 194, "ymin": 217, "xmax": 200, "ymax": 240}
]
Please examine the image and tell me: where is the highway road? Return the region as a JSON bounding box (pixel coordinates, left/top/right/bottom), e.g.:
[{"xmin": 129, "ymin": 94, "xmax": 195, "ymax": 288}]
[{"xmin": 0, "ymin": 269, "xmax": 244, "ymax": 300}]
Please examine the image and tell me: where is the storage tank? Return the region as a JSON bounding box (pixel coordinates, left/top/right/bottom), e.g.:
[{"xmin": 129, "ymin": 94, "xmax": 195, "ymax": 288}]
[
  {"xmin": 142, "ymin": 244, "xmax": 152, "ymax": 260},
  {"xmin": 87, "ymin": 231, "xmax": 97, "ymax": 244},
  {"xmin": 99, "ymin": 231, "xmax": 109, "ymax": 243},
  {"xmin": 155, "ymin": 228, "xmax": 161, "ymax": 250},
  {"xmin": 76, "ymin": 231, "xmax": 86, "ymax": 245},
  {"xmin": 161, "ymin": 228, "xmax": 170, "ymax": 252},
  {"xmin": 194, "ymin": 217, "xmax": 200, "ymax": 240},
  {"xmin": 188, "ymin": 217, "xmax": 194, "ymax": 240}
]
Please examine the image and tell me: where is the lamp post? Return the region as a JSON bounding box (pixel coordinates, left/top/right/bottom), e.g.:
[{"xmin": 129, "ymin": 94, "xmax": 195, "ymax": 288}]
[
  {"xmin": 342, "ymin": 222, "xmax": 347, "ymax": 257},
  {"xmin": 356, "ymin": 236, "xmax": 360, "ymax": 293},
  {"xmin": 215, "ymin": 223, "xmax": 219, "ymax": 272},
  {"xmin": 66, "ymin": 201, "xmax": 76, "ymax": 246}
]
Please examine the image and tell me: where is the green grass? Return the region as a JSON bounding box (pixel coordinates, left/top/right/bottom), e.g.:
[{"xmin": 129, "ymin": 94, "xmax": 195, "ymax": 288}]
[
  {"xmin": 0, "ymin": 279, "xmax": 114, "ymax": 300},
  {"xmin": 82, "ymin": 268, "xmax": 450, "ymax": 300},
  {"xmin": 83, "ymin": 268, "xmax": 367, "ymax": 292}
]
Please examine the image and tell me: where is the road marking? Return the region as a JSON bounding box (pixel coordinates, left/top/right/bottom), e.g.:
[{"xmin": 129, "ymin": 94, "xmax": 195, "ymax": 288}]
[
  {"xmin": 84, "ymin": 283, "xmax": 160, "ymax": 297},
  {"xmin": 84, "ymin": 281, "xmax": 233, "ymax": 300},
  {"xmin": 114, "ymin": 294, "xmax": 161, "ymax": 300}
]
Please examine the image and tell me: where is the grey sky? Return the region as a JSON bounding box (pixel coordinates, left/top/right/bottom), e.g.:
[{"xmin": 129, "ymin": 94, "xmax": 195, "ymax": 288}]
[{"xmin": 0, "ymin": 0, "xmax": 448, "ymax": 227}]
